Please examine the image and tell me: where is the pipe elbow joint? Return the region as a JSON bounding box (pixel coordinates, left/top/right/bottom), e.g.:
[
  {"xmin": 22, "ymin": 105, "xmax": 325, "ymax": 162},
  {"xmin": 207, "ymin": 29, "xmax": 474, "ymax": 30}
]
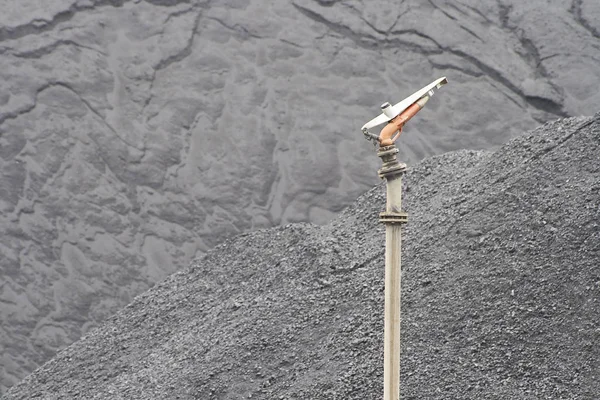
[
  {"xmin": 379, "ymin": 123, "xmax": 402, "ymax": 146},
  {"xmin": 378, "ymin": 97, "xmax": 430, "ymax": 145}
]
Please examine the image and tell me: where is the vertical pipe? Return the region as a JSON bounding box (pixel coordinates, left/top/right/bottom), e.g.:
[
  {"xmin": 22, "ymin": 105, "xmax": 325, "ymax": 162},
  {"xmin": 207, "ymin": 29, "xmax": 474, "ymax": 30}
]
[
  {"xmin": 378, "ymin": 145, "xmax": 406, "ymax": 400},
  {"xmin": 384, "ymin": 222, "xmax": 402, "ymax": 400},
  {"xmin": 384, "ymin": 175, "xmax": 402, "ymax": 400}
]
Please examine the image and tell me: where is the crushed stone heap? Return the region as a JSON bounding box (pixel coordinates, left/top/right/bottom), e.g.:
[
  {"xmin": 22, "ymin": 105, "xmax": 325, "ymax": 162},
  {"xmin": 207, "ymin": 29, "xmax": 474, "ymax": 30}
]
[
  {"xmin": 4, "ymin": 114, "xmax": 599, "ymax": 399},
  {"xmin": 3, "ymin": 0, "xmax": 600, "ymax": 393}
]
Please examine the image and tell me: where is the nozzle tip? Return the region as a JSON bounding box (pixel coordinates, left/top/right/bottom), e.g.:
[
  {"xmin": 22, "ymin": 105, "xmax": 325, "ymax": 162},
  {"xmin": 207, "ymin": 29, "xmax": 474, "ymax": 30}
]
[{"xmin": 416, "ymin": 95, "xmax": 430, "ymax": 108}]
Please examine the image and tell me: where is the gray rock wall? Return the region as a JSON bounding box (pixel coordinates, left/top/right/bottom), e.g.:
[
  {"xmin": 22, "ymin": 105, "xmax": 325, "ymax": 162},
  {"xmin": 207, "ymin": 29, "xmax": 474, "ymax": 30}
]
[{"xmin": 1, "ymin": 0, "xmax": 599, "ymax": 393}]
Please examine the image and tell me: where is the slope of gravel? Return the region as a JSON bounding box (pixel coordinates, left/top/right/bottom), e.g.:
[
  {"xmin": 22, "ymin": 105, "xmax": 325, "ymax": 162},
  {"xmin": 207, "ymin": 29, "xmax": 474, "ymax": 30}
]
[
  {"xmin": 0, "ymin": 0, "xmax": 600, "ymax": 393},
  {"xmin": 4, "ymin": 114, "xmax": 599, "ymax": 399},
  {"xmin": 3, "ymin": 1, "xmax": 600, "ymax": 392}
]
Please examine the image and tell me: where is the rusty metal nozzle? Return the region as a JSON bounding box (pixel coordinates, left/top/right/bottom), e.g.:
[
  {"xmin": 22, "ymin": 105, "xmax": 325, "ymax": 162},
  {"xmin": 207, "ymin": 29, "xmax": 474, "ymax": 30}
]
[
  {"xmin": 378, "ymin": 95, "xmax": 430, "ymax": 146},
  {"xmin": 361, "ymin": 77, "xmax": 447, "ymax": 147}
]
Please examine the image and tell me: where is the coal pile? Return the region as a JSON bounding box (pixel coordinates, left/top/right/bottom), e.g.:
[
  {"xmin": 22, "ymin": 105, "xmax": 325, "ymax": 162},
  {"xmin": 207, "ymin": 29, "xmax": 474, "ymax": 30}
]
[
  {"xmin": 4, "ymin": 1, "xmax": 600, "ymax": 393},
  {"xmin": 3, "ymin": 1, "xmax": 600, "ymax": 392},
  {"xmin": 4, "ymin": 115, "xmax": 599, "ymax": 399}
]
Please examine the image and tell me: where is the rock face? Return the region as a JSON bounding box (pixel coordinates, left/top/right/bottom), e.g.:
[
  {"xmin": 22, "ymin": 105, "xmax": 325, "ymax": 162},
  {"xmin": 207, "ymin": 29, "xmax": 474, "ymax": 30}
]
[
  {"xmin": 1, "ymin": 0, "xmax": 600, "ymax": 394},
  {"xmin": 4, "ymin": 115, "xmax": 599, "ymax": 399}
]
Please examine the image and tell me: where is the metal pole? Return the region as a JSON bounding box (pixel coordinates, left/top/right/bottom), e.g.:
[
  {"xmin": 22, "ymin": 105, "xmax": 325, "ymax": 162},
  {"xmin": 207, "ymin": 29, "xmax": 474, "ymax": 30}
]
[
  {"xmin": 377, "ymin": 145, "xmax": 407, "ymax": 400},
  {"xmin": 361, "ymin": 76, "xmax": 447, "ymax": 400}
]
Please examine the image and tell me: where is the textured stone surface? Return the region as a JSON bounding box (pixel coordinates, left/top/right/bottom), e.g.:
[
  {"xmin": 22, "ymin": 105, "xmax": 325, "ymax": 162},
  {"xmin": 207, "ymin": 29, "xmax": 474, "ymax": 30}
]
[
  {"xmin": 1, "ymin": 0, "xmax": 600, "ymax": 393},
  {"xmin": 4, "ymin": 114, "xmax": 599, "ymax": 399}
]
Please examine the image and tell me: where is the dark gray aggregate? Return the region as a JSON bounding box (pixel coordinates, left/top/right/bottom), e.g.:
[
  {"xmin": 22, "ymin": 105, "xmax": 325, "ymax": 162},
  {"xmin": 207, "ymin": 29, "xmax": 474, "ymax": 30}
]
[
  {"xmin": 4, "ymin": 114, "xmax": 599, "ymax": 399},
  {"xmin": 4, "ymin": 1, "xmax": 600, "ymax": 393}
]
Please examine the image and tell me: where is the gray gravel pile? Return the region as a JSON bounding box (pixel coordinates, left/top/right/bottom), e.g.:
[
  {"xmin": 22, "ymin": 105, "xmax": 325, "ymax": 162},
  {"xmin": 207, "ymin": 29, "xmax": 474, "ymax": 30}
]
[
  {"xmin": 3, "ymin": 1, "xmax": 600, "ymax": 391},
  {"xmin": 4, "ymin": 114, "xmax": 599, "ymax": 399}
]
